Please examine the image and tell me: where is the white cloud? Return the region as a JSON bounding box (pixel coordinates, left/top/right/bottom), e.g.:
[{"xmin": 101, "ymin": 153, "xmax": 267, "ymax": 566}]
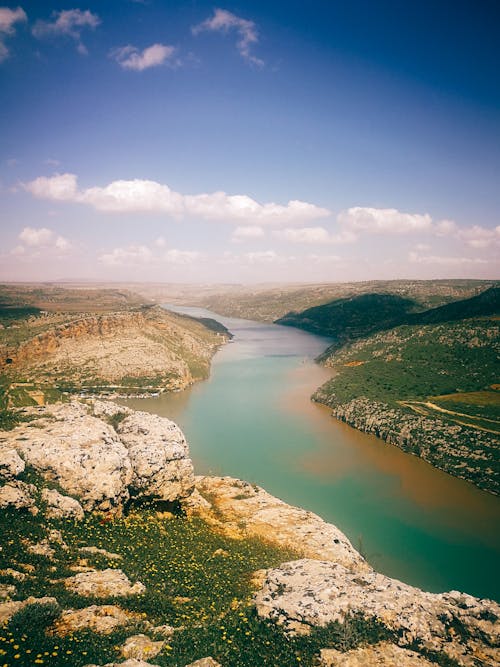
[
  {"xmin": 163, "ymin": 249, "xmax": 201, "ymax": 264},
  {"xmin": 232, "ymin": 225, "xmax": 265, "ymax": 242},
  {"xmin": 339, "ymin": 207, "xmax": 432, "ymax": 233},
  {"xmin": 154, "ymin": 236, "xmax": 166, "ymax": 247},
  {"xmin": 32, "ymin": 9, "xmax": 100, "ymax": 55},
  {"xmin": 110, "ymin": 43, "xmax": 177, "ymax": 71},
  {"xmin": 16, "ymin": 226, "xmax": 71, "ymax": 255},
  {"xmin": 192, "ymin": 8, "xmax": 263, "ymax": 67},
  {"xmin": 0, "ymin": 6, "xmax": 27, "ymax": 62},
  {"xmin": 456, "ymin": 224, "xmax": 500, "ymax": 249},
  {"xmin": 24, "ymin": 173, "xmax": 330, "ymax": 225},
  {"xmin": 273, "ymin": 226, "xmax": 357, "ymax": 244},
  {"xmin": 24, "ymin": 173, "xmax": 78, "ymax": 201},
  {"xmin": 434, "ymin": 219, "xmax": 457, "ymax": 236},
  {"xmin": 19, "ymin": 226, "xmax": 54, "ymax": 246},
  {"xmin": 44, "ymin": 158, "xmax": 61, "ymax": 167},
  {"xmin": 99, "ymin": 244, "xmax": 153, "ymax": 266},
  {"xmin": 244, "ymin": 250, "xmax": 279, "ymax": 264},
  {"xmin": 81, "ymin": 179, "xmax": 184, "ymax": 213},
  {"xmin": 408, "ymin": 251, "xmax": 488, "ymax": 266}
]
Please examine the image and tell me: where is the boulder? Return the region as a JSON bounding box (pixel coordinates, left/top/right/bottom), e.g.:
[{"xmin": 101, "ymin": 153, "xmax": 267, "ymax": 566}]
[
  {"xmin": 116, "ymin": 411, "xmax": 195, "ymax": 501},
  {"xmin": 0, "ymin": 447, "xmax": 25, "ymax": 479},
  {"xmin": 318, "ymin": 642, "xmax": 440, "ymax": 666},
  {"xmin": 255, "ymin": 559, "xmax": 500, "ymax": 667},
  {"xmin": 9, "ymin": 403, "xmax": 132, "ymax": 512},
  {"xmin": 54, "ymin": 604, "xmax": 140, "ymax": 635},
  {"xmin": 42, "ymin": 488, "xmax": 85, "ymax": 520},
  {"xmin": 185, "ymin": 659, "xmax": 222, "ymax": 667},
  {"xmin": 63, "ymin": 568, "xmax": 145, "ymax": 597},
  {"xmin": 1, "ymin": 401, "xmax": 196, "ymax": 512},
  {"xmin": 0, "ymin": 480, "xmax": 37, "ymax": 514},
  {"xmin": 120, "ymin": 634, "xmax": 164, "ymax": 660}
]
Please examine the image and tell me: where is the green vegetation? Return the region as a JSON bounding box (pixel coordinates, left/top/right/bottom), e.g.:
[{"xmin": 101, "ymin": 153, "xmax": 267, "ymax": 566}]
[
  {"xmin": 278, "ymin": 293, "xmax": 419, "ymax": 344},
  {"xmin": 314, "ymin": 318, "xmax": 499, "ymax": 493},
  {"xmin": 0, "ymin": 483, "xmax": 397, "ymax": 667},
  {"xmin": 280, "ymin": 286, "xmax": 499, "ymax": 352}
]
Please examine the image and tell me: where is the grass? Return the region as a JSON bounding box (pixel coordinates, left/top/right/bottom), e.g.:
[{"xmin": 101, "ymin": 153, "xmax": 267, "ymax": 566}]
[{"xmin": 0, "ymin": 475, "xmax": 403, "ymax": 667}]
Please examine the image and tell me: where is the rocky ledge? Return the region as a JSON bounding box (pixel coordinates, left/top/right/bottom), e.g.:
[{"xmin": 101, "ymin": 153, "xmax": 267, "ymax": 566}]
[
  {"xmin": 0, "ymin": 400, "xmax": 194, "ymax": 512},
  {"xmin": 0, "ymin": 401, "xmax": 499, "ymax": 666}
]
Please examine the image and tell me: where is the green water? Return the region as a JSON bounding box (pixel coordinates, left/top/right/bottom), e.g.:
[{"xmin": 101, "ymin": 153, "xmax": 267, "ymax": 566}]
[{"xmin": 122, "ymin": 306, "xmax": 500, "ymax": 601}]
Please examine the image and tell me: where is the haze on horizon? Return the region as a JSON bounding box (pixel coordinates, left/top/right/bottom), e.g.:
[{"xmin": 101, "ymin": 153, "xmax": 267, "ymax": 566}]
[{"xmin": 1, "ymin": 0, "xmax": 499, "ymax": 284}]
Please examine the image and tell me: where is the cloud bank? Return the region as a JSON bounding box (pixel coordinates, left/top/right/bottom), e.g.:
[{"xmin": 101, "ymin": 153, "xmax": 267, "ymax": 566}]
[{"xmin": 24, "ymin": 173, "xmax": 330, "ymax": 225}]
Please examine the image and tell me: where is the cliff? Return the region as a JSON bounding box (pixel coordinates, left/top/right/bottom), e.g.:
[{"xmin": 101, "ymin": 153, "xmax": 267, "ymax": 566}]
[
  {"xmin": 0, "ymin": 307, "xmax": 229, "ymax": 405},
  {"xmin": 0, "ymin": 402, "xmax": 498, "ymax": 667}
]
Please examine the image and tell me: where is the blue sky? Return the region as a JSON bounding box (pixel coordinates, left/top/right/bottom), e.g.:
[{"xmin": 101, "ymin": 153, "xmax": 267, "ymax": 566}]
[{"xmin": 1, "ymin": 0, "xmax": 499, "ymax": 282}]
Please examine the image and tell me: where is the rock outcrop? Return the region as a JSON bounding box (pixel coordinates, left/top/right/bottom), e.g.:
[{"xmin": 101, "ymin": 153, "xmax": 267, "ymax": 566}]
[
  {"xmin": 63, "ymin": 569, "xmax": 145, "ymax": 597},
  {"xmin": 0, "ymin": 400, "xmax": 195, "ymax": 512},
  {"xmin": 254, "ymin": 559, "xmax": 500, "ymax": 666},
  {"xmin": 42, "ymin": 488, "xmax": 85, "ymax": 520},
  {"xmin": 318, "ymin": 642, "xmax": 441, "ymax": 666},
  {"xmin": 188, "ymin": 476, "xmax": 366, "ymax": 570},
  {"xmin": 0, "ymin": 480, "xmax": 37, "ymax": 513},
  {"xmin": 54, "ymin": 605, "xmax": 141, "ymax": 635}
]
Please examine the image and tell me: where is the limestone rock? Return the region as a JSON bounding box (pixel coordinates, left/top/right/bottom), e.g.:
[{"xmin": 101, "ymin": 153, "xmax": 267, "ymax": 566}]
[
  {"xmin": 27, "ymin": 541, "xmax": 55, "ymax": 558},
  {"xmin": 0, "ymin": 596, "xmax": 58, "ymax": 625},
  {"xmin": 0, "ymin": 447, "xmax": 25, "ymax": 479},
  {"xmin": 318, "ymin": 642, "xmax": 440, "ymax": 666},
  {"xmin": 54, "ymin": 604, "xmax": 140, "ymax": 635},
  {"xmin": 116, "ymin": 411, "xmax": 195, "ymax": 501},
  {"xmin": 91, "ymin": 399, "xmax": 132, "ymax": 420},
  {"xmin": 80, "ymin": 546, "xmax": 122, "ymax": 560},
  {"xmin": 64, "ymin": 568, "xmax": 145, "ymax": 597},
  {"xmin": 120, "ymin": 634, "xmax": 164, "ymax": 660},
  {"xmin": 42, "ymin": 488, "xmax": 85, "ymax": 520},
  {"xmin": 84, "ymin": 661, "xmax": 160, "ymax": 667},
  {"xmin": 185, "ymin": 659, "xmax": 222, "ymax": 667},
  {"xmin": 190, "ymin": 477, "xmax": 366, "ymax": 570},
  {"xmin": 0, "ymin": 480, "xmax": 37, "ymax": 514},
  {"xmin": 1, "ymin": 401, "xmax": 196, "ymax": 512},
  {"xmin": 8, "ymin": 403, "xmax": 132, "ymax": 512},
  {"xmin": 0, "ymin": 568, "xmax": 27, "ymax": 582},
  {"xmin": 0, "ymin": 583, "xmax": 16, "ymax": 599},
  {"xmin": 255, "ymin": 559, "xmax": 500, "ymax": 666}
]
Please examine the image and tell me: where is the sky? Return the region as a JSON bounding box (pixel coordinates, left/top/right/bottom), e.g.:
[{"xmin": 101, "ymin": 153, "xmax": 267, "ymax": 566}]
[{"xmin": 0, "ymin": 0, "xmax": 499, "ymax": 283}]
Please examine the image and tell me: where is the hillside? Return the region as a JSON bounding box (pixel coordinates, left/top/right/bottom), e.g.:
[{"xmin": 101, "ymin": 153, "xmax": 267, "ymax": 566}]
[
  {"xmin": 313, "ymin": 318, "xmax": 500, "ymax": 494},
  {"xmin": 0, "ymin": 303, "xmax": 229, "ymax": 409},
  {"xmin": 279, "ymin": 286, "xmax": 500, "ymax": 352},
  {"xmin": 190, "ymin": 280, "xmax": 495, "ymax": 323}
]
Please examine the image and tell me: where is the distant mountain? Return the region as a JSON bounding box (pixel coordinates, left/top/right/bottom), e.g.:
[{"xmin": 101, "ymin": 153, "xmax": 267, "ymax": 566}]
[{"xmin": 277, "ymin": 286, "xmax": 500, "ymax": 351}]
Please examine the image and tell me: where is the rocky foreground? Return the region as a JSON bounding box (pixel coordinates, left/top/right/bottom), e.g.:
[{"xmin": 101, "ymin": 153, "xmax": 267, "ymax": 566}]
[{"xmin": 0, "ymin": 401, "xmax": 499, "ymax": 667}]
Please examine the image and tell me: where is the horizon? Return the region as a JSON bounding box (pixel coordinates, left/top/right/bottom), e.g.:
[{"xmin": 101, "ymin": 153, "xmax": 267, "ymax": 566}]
[{"xmin": 1, "ymin": 1, "xmax": 499, "ymax": 283}]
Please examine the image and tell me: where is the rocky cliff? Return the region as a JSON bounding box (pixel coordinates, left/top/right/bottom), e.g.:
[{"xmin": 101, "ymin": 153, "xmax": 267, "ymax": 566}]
[
  {"xmin": 1, "ymin": 307, "xmax": 229, "ymax": 404},
  {"xmin": 0, "ymin": 402, "xmax": 498, "ymax": 667}
]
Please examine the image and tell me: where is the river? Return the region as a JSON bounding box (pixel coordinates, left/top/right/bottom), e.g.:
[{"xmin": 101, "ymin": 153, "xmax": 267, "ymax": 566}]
[{"xmin": 121, "ymin": 305, "xmax": 500, "ymax": 602}]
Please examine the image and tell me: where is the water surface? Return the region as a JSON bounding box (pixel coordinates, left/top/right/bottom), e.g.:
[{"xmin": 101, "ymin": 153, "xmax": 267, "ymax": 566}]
[{"xmin": 121, "ymin": 306, "xmax": 500, "ymax": 601}]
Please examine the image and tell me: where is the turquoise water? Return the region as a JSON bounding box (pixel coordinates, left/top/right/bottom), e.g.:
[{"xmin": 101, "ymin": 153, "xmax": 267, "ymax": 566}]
[{"xmin": 122, "ymin": 306, "xmax": 500, "ymax": 601}]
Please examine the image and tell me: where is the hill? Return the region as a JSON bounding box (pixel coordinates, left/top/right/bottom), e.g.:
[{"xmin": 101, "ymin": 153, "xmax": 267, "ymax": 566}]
[{"xmin": 0, "ymin": 287, "xmax": 230, "ymax": 411}]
